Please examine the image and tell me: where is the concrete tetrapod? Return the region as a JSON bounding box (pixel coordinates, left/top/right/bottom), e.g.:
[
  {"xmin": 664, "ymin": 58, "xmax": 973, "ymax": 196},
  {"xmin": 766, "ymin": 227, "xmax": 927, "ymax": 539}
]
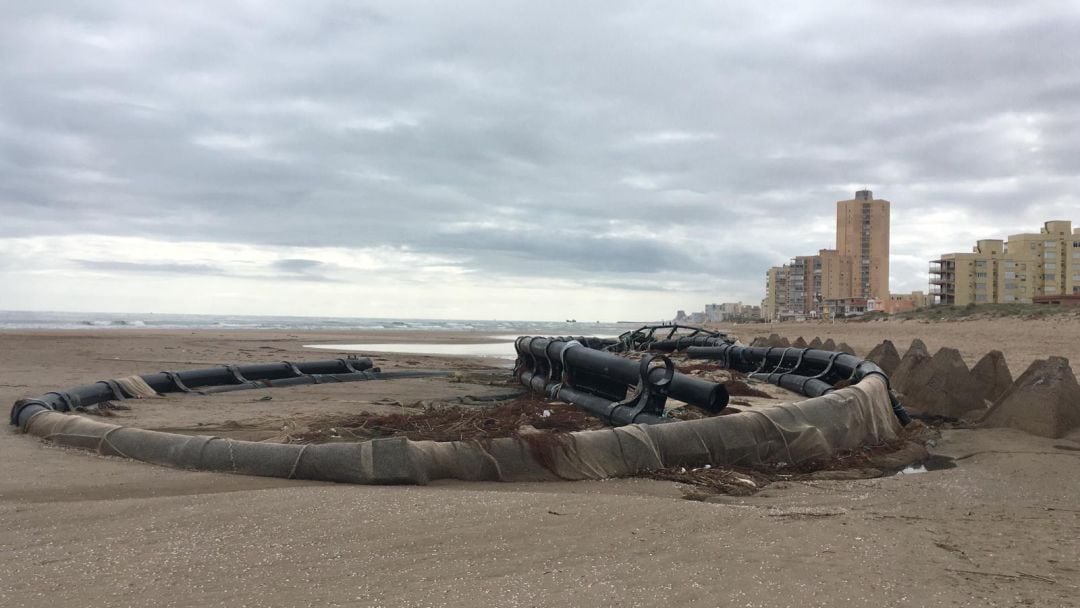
[
  {"xmin": 897, "ymin": 348, "xmax": 986, "ymax": 419},
  {"xmin": 891, "ymin": 340, "xmax": 932, "ymax": 395},
  {"xmin": 866, "ymin": 340, "xmax": 902, "ymax": 377},
  {"xmin": 970, "ymin": 350, "xmax": 1013, "ymax": 403},
  {"xmin": 981, "ymin": 357, "xmax": 1080, "ymax": 438}
]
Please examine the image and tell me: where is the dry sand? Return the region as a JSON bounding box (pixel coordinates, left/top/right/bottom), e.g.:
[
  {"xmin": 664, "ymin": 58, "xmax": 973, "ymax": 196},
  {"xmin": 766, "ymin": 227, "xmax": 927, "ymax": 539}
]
[{"xmin": 2, "ymin": 325, "xmax": 1080, "ymax": 607}]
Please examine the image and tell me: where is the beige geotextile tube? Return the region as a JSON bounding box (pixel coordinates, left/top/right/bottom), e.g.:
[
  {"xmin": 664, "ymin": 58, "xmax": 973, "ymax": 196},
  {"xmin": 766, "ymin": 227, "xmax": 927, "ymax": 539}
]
[{"xmin": 25, "ymin": 376, "xmax": 898, "ymax": 485}]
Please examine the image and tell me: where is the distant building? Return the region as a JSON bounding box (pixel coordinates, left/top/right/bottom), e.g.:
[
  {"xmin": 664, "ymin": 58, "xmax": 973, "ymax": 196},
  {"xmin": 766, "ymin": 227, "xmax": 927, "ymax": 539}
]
[
  {"xmin": 930, "ymin": 220, "xmax": 1080, "ymax": 306},
  {"xmin": 763, "ymin": 190, "xmax": 891, "ymax": 320},
  {"xmin": 680, "ymin": 302, "xmax": 760, "ymax": 324},
  {"xmin": 883, "ymin": 291, "xmax": 928, "ymax": 313}
]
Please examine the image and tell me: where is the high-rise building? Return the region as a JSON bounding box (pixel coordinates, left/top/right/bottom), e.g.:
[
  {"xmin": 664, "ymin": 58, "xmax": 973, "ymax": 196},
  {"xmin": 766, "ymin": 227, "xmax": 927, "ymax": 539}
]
[
  {"xmin": 763, "ymin": 190, "xmax": 890, "ymax": 320},
  {"xmin": 930, "ymin": 220, "xmax": 1080, "ymax": 306},
  {"xmin": 836, "ymin": 190, "xmax": 891, "ymax": 301}
]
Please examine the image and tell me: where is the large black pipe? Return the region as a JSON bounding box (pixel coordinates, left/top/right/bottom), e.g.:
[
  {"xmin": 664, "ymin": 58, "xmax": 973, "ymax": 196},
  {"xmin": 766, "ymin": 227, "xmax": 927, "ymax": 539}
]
[
  {"xmin": 517, "ymin": 370, "xmax": 670, "ymax": 425},
  {"xmin": 688, "ymin": 344, "xmax": 880, "ymax": 383},
  {"xmin": 646, "ymin": 335, "xmax": 731, "ymax": 352},
  {"xmin": 10, "ymin": 358, "xmax": 374, "ymax": 427},
  {"xmin": 516, "ymin": 337, "xmax": 728, "ymax": 412},
  {"xmin": 195, "ymin": 369, "xmax": 451, "ymax": 394},
  {"xmin": 686, "ymin": 344, "xmax": 911, "ymax": 425}
]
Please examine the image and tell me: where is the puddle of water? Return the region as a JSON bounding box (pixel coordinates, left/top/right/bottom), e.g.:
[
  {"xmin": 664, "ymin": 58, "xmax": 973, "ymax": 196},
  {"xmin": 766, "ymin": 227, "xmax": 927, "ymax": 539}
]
[
  {"xmin": 304, "ymin": 342, "xmax": 517, "ymax": 359},
  {"xmin": 897, "ymin": 454, "xmax": 957, "ymax": 475}
]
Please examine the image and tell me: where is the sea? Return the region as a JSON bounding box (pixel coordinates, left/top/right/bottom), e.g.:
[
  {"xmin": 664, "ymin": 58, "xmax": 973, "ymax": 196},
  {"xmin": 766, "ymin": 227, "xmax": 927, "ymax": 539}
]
[{"xmin": 0, "ymin": 310, "xmax": 644, "ymax": 336}]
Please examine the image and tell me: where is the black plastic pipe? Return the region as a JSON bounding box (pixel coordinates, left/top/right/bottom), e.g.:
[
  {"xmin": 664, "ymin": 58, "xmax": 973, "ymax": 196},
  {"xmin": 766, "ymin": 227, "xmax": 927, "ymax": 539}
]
[
  {"xmin": 10, "ymin": 358, "xmax": 374, "ymax": 427},
  {"xmin": 686, "ymin": 344, "xmax": 911, "ymax": 425},
  {"xmin": 194, "ymin": 369, "xmax": 452, "ymax": 394},
  {"xmin": 516, "ymin": 337, "xmax": 728, "ymax": 412},
  {"xmin": 517, "ymin": 370, "xmax": 670, "ymax": 425}
]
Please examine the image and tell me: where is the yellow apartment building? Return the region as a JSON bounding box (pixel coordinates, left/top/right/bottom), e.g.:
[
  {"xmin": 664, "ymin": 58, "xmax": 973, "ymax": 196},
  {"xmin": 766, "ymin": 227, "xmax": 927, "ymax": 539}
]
[
  {"xmin": 837, "ymin": 190, "xmax": 891, "ymax": 302},
  {"xmin": 930, "ymin": 220, "xmax": 1080, "ymax": 306}
]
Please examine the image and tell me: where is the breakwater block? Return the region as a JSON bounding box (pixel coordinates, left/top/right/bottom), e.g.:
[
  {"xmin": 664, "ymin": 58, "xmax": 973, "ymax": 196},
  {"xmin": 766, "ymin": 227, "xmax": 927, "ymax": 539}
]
[
  {"xmin": 808, "ymin": 337, "xmax": 823, "ymax": 349},
  {"xmin": 866, "ymin": 340, "xmax": 901, "ymax": 376},
  {"xmin": 793, "ymin": 336, "xmax": 808, "ymax": 348},
  {"xmin": 836, "ymin": 342, "xmax": 856, "ymax": 356},
  {"xmin": 981, "ymin": 357, "xmax": 1080, "ymax": 438},
  {"xmin": 898, "ymin": 347, "xmax": 986, "ymax": 418},
  {"xmin": 970, "ymin": 350, "xmax": 1013, "ymax": 403},
  {"xmin": 908, "ymin": 338, "xmax": 928, "ymax": 354},
  {"xmin": 892, "ymin": 340, "xmax": 931, "ymax": 393},
  {"xmin": 767, "ymin": 334, "xmax": 790, "ymax": 348}
]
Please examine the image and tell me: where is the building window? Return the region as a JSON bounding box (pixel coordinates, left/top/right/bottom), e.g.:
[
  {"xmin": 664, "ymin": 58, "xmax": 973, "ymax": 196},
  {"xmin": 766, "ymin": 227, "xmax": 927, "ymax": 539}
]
[
  {"xmin": 1046, "ymin": 286, "xmax": 1058, "ymax": 293},
  {"xmin": 1004, "ymin": 272, "xmax": 1016, "ymax": 279},
  {"xmin": 1044, "ymin": 274, "xmax": 1057, "ymax": 281},
  {"xmin": 975, "ymin": 272, "xmax": 988, "ymax": 278},
  {"xmin": 975, "ymin": 283, "xmax": 987, "ymax": 290},
  {"xmin": 1045, "ymin": 240, "xmax": 1058, "ymax": 247},
  {"xmin": 1003, "ymin": 295, "xmax": 1016, "ymax": 302},
  {"xmin": 1045, "ymin": 251, "xmax": 1058, "ymax": 259},
  {"xmin": 1046, "ymin": 263, "xmax": 1057, "ymax": 270},
  {"xmin": 975, "ymin": 294, "xmax": 988, "ymax": 302}
]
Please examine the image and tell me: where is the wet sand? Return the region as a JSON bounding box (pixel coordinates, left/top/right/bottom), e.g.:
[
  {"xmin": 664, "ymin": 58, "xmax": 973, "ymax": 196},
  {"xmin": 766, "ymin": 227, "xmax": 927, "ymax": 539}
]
[{"xmin": 2, "ymin": 327, "xmax": 1079, "ymax": 607}]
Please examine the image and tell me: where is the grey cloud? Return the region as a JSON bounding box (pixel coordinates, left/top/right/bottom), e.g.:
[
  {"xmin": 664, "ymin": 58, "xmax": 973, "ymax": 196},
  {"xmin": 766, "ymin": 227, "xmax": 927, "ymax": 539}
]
[
  {"xmin": 73, "ymin": 260, "xmax": 226, "ymax": 275},
  {"xmin": 71, "ymin": 259, "xmax": 342, "ymax": 283},
  {"xmin": 4, "ymin": 1, "xmax": 1080, "ymax": 303}
]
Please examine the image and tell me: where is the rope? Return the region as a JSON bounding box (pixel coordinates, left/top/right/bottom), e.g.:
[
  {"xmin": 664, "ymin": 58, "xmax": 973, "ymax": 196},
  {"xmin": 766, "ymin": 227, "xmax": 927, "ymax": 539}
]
[
  {"xmin": 288, "ymin": 444, "xmax": 310, "ymax": 479},
  {"xmin": 99, "ymin": 427, "xmax": 134, "ymax": 460},
  {"xmin": 747, "ymin": 409, "xmax": 796, "ymax": 465}
]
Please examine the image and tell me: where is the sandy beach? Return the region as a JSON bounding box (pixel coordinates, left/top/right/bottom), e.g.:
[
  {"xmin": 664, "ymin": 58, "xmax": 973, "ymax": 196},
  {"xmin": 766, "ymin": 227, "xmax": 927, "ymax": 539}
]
[{"xmin": 2, "ymin": 323, "xmax": 1080, "ymax": 607}]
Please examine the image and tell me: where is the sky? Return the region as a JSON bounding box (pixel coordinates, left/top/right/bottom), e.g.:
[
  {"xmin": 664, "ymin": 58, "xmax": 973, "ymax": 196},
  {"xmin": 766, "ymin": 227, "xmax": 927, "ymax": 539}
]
[{"xmin": 2, "ymin": 1, "xmax": 1078, "ymax": 321}]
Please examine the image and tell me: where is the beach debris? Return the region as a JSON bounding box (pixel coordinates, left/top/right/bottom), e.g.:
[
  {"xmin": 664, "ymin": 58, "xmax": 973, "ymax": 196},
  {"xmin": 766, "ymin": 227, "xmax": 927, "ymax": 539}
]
[
  {"xmin": 866, "ymin": 340, "xmax": 902, "ymax": 376},
  {"xmin": 864, "ymin": 441, "xmax": 930, "ymax": 469},
  {"xmin": 291, "ymin": 395, "xmax": 607, "ymax": 443},
  {"xmin": 970, "ymin": 350, "xmax": 1013, "ymax": 403},
  {"xmin": 981, "ymin": 357, "xmax": 1080, "ymax": 438}
]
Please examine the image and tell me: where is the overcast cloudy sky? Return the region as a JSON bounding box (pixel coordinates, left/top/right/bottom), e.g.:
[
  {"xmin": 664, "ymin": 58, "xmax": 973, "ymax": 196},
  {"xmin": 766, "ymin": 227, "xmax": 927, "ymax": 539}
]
[{"xmin": 2, "ymin": 1, "xmax": 1078, "ymax": 321}]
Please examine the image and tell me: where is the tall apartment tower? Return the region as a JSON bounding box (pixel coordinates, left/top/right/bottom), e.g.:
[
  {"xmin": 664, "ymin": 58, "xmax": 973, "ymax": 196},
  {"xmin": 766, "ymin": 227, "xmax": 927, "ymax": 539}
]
[{"xmin": 836, "ymin": 190, "xmax": 890, "ymax": 301}]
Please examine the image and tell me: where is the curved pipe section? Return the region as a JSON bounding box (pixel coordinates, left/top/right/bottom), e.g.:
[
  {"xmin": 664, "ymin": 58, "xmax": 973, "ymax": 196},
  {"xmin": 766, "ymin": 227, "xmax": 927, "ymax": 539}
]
[
  {"xmin": 10, "ymin": 358, "xmax": 374, "ymax": 428},
  {"xmin": 686, "ymin": 344, "xmax": 911, "ymax": 425}
]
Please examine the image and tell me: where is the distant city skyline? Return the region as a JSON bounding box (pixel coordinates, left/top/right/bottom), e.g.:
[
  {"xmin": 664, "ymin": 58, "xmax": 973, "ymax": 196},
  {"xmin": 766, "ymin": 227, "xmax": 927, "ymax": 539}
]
[{"xmin": 2, "ymin": 2, "xmax": 1078, "ymax": 321}]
